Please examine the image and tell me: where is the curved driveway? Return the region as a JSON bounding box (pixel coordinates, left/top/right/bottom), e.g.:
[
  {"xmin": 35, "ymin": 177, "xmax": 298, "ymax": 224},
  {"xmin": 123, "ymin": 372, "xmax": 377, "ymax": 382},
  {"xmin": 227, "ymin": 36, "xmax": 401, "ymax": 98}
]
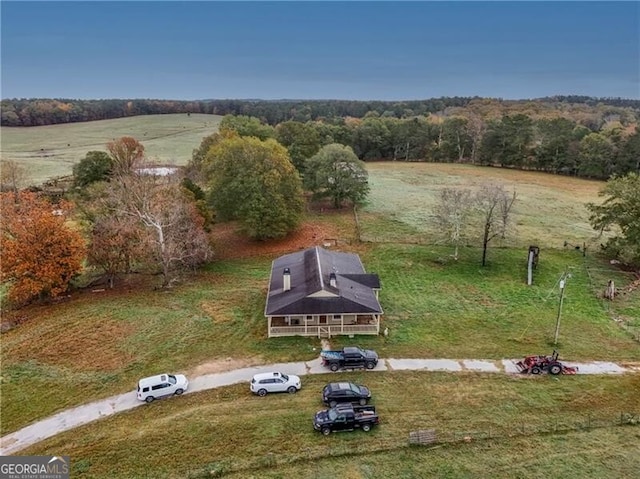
[{"xmin": 0, "ymin": 356, "xmax": 634, "ymax": 455}]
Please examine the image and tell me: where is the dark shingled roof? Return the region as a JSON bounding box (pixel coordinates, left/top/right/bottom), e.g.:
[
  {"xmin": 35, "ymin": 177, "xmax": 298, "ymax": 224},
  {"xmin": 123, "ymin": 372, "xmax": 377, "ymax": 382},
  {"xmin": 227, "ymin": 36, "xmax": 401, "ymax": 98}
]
[{"xmin": 265, "ymin": 247, "xmax": 382, "ymax": 316}]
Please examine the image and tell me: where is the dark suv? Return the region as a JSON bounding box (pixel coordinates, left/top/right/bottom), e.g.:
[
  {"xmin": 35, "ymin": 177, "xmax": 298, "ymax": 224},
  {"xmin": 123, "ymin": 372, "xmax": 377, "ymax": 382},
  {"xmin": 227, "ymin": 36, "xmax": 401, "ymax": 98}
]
[{"xmin": 322, "ymin": 382, "xmax": 371, "ymax": 407}]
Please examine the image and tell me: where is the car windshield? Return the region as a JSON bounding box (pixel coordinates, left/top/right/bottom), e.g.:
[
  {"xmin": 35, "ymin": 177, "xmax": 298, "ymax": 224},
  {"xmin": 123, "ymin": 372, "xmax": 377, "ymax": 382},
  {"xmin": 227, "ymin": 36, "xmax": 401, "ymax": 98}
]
[
  {"xmin": 349, "ymin": 383, "xmax": 361, "ymax": 393},
  {"xmin": 280, "ymin": 374, "xmax": 289, "ymax": 381},
  {"xmin": 168, "ymin": 375, "xmax": 177, "ymax": 384},
  {"xmin": 328, "ymin": 409, "xmax": 338, "ymax": 421}
]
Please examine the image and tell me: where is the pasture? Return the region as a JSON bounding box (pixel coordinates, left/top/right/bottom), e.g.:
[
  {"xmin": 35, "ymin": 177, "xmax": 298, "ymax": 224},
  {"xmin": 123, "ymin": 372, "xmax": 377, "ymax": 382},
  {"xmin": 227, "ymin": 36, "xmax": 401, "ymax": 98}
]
[
  {"xmin": 1, "ymin": 136, "xmax": 639, "ymax": 477},
  {"xmin": 363, "ymin": 162, "xmax": 608, "ymax": 248},
  {"xmin": 0, "ymin": 114, "xmax": 221, "ymax": 184}
]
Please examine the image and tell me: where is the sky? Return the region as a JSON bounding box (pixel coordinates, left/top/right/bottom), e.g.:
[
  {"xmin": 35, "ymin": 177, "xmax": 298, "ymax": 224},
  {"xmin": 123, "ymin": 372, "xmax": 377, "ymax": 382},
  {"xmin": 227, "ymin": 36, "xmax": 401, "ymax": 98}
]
[{"xmin": 1, "ymin": 1, "xmax": 638, "ymax": 101}]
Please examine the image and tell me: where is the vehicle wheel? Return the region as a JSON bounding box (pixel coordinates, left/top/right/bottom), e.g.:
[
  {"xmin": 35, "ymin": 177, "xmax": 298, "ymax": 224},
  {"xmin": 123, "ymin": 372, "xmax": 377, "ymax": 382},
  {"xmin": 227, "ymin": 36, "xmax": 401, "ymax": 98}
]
[
  {"xmin": 549, "ymin": 363, "xmax": 562, "ymax": 375},
  {"xmin": 175, "ymin": 389, "xmax": 184, "ymax": 396},
  {"xmin": 359, "ymin": 398, "xmax": 367, "ymax": 406},
  {"xmin": 322, "ymin": 427, "xmax": 331, "ymax": 436},
  {"xmin": 365, "ymin": 362, "xmax": 375, "ymax": 370},
  {"xmin": 258, "ymin": 389, "xmax": 268, "ymax": 397},
  {"xmin": 287, "ymin": 386, "xmax": 297, "ymax": 394},
  {"xmin": 330, "ymin": 363, "xmax": 339, "ymax": 372},
  {"xmin": 145, "ymin": 396, "xmax": 154, "ymax": 403},
  {"xmin": 531, "ymin": 366, "xmax": 542, "ymax": 375},
  {"xmin": 329, "ymin": 400, "xmax": 337, "ymax": 408},
  {"xmin": 362, "ymin": 424, "xmax": 371, "ymax": 432}
]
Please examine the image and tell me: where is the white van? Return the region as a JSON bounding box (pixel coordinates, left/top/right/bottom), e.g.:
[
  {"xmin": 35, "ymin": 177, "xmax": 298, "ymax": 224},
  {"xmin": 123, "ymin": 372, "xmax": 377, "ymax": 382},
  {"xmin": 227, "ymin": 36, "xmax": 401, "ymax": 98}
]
[{"xmin": 137, "ymin": 373, "xmax": 189, "ymax": 403}]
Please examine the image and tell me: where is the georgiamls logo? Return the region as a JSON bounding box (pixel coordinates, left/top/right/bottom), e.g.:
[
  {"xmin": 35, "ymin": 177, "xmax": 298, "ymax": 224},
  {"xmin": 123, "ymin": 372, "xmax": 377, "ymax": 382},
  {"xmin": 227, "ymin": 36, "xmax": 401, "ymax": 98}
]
[{"xmin": 0, "ymin": 455, "xmax": 70, "ymax": 478}]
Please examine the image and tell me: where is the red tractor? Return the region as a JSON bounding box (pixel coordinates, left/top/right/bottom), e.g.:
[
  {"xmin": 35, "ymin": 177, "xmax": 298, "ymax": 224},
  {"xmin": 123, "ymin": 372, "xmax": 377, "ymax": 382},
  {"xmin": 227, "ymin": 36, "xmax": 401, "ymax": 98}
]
[{"xmin": 516, "ymin": 350, "xmax": 577, "ymax": 375}]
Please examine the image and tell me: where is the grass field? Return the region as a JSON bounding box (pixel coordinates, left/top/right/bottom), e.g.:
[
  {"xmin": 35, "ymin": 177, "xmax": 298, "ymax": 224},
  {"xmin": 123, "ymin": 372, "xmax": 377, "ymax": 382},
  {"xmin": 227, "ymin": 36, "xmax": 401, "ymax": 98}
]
[
  {"xmin": 22, "ymin": 373, "xmax": 640, "ymax": 478},
  {"xmin": 1, "ymin": 158, "xmax": 639, "ymax": 476},
  {"xmin": 2, "ymin": 243, "xmax": 638, "ymax": 435},
  {"xmin": 0, "ymin": 114, "xmax": 220, "ymax": 183},
  {"xmin": 363, "ymin": 162, "xmax": 608, "ymax": 248}
]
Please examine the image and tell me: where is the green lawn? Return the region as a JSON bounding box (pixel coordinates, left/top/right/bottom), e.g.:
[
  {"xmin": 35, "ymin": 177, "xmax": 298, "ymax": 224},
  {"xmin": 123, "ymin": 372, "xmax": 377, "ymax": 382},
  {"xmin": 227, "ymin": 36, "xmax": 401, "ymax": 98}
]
[
  {"xmin": 2, "ymin": 245, "xmax": 638, "ymax": 435},
  {"xmin": 0, "ymin": 114, "xmax": 220, "ymax": 184},
  {"xmin": 22, "ymin": 372, "xmax": 640, "ymax": 478},
  {"xmin": 0, "ymin": 260, "xmax": 317, "ymax": 435},
  {"xmin": 359, "ymin": 244, "xmax": 639, "ymax": 361}
]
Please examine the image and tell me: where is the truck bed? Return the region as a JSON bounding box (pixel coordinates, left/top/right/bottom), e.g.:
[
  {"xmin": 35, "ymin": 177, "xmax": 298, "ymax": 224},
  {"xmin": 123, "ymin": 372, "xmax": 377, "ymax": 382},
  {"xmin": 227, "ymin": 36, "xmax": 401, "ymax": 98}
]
[
  {"xmin": 320, "ymin": 351, "xmax": 343, "ymax": 360},
  {"xmin": 354, "ymin": 410, "xmax": 377, "ymax": 420}
]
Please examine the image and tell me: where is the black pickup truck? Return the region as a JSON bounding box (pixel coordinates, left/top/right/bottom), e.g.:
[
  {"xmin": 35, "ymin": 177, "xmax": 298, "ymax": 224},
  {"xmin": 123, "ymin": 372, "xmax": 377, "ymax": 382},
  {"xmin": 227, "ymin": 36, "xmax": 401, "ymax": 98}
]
[
  {"xmin": 313, "ymin": 403, "xmax": 379, "ymax": 435},
  {"xmin": 320, "ymin": 346, "xmax": 379, "ymax": 371}
]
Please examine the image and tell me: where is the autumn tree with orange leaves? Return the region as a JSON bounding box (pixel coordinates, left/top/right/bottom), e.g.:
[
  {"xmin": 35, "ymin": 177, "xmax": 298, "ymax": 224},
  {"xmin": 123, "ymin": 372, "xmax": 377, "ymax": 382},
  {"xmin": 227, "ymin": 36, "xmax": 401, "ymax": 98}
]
[
  {"xmin": 1, "ymin": 192, "xmax": 86, "ymax": 307},
  {"xmin": 107, "ymin": 136, "xmax": 145, "ymax": 176},
  {"xmin": 86, "ymin": 214, "xmax": 143, "ymax": 288}
]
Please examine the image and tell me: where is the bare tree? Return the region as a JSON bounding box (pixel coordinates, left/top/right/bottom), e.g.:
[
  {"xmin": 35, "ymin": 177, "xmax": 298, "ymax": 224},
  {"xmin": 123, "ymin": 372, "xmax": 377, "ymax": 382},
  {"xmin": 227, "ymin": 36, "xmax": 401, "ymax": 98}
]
[
  {"xmin": 475, "ymin": 183, "xmax": 517, "ymax": 266},
  {"xmin": 467, "ymin": 113, "xmax": 486, "ymax": 163},
  {"xmin": 110, "ymin": 173, "xmax": 212, "ymax": 287},
  {"xmin": 0, "ymin": 160, "xmax": 29, "ymax": 198},
  {"xmin": 433, "ymin": 187, "xmax": 474, "ymax": 260}
]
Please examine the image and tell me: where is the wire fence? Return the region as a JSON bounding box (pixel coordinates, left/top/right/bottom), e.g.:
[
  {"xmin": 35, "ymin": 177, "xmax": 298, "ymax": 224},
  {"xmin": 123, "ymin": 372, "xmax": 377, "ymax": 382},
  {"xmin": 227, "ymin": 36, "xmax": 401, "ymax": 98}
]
[
  {"xmin": 583, "ymin": 260, "xmax": 640, "ymax": 344},
  {"xmin": 412, "ymin": 411, "xmax": 640, "ymax": 447},
  {"xmin": 190, "ymin": 411, "xmax": 639, "ymax": 478}
]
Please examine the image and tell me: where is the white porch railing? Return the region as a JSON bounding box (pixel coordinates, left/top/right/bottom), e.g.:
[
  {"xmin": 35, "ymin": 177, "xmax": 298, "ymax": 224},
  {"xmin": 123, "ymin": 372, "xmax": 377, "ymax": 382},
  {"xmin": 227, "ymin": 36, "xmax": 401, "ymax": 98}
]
[{"xmin": 268, "ymin": 324, "xmax": 379, "ymax": 338}]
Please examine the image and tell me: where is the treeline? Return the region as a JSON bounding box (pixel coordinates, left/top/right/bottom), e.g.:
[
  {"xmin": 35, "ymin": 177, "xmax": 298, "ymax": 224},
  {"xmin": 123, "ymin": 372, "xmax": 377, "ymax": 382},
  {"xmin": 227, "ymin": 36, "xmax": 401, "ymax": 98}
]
[
  {"xmin": 210, "ymin": 114, "xmax": 640, "ymax": 180},
  {"xmin": 2, "ymin": 96, "xmax": 639, "ymax": 127}
]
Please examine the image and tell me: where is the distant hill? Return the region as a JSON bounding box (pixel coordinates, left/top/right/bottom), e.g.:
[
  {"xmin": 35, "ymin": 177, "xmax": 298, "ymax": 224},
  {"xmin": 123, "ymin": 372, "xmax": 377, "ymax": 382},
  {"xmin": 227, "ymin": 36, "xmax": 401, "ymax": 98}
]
[{"xmin": 0, "ymin": 114, "xmax": 221, "ymax": 184}]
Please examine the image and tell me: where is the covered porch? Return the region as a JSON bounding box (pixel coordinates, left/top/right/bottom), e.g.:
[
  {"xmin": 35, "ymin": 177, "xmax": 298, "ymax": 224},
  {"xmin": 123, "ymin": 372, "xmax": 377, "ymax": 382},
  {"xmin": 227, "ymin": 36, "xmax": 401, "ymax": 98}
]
[{"xmin": 267, "ymin": 314, "xmax": 381, "ymax": 338}]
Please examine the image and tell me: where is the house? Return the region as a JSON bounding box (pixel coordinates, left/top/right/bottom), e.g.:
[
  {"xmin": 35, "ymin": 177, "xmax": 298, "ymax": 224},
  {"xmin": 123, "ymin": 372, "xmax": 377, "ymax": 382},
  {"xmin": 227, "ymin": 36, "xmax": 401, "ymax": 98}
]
[
  {"xmin": 264, "ymin": 246, "xmax": 383, "ymax": 338},
  {"xmin": 135, "ymin": 165, "xmax": 180, "ymax": 176}
]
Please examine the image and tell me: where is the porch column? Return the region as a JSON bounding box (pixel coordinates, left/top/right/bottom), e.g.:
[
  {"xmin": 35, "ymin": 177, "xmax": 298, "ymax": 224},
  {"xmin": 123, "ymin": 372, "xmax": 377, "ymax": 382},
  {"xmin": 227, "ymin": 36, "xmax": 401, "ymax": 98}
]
[{"xmin": 268, "ymin": 316, "xmax": 272, "ymax": 338}]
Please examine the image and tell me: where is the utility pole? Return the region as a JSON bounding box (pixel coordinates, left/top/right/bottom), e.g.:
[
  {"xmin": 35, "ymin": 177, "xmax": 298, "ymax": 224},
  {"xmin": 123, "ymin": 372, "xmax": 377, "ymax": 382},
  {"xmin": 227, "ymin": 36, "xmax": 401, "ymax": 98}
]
[{"xmin": 554, "ymin": 272, "xmax": 569, "ymax": 345}]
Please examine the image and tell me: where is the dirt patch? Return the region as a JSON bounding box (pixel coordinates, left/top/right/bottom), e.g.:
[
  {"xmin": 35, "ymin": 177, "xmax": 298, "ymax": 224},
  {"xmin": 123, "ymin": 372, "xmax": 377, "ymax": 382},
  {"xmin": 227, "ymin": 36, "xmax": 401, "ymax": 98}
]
[
  {"xmin": 619, "ymin": 361, "xmax": 640, "ymax": 371},
  {"xmin": 200, "ymin": 300, "xmax": 237, "ymax": 324},
  {"xmin": 8, "ymin": 319, "xmax": 135, "ymax": 372},
  {"xmin": 188, "ymin": 357, "xmax": 262, "ymax": 376},
  {"xmin": 210, "ymin": 220, "xmax": 344, "ymax": 260}
]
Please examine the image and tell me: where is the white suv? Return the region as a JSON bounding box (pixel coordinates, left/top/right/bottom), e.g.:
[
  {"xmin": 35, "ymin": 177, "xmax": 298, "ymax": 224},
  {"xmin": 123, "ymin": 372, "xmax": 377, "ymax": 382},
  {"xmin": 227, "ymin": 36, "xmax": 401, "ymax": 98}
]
[
  {"xmin": 137, "ymin": 373, "xmax": 189, "ymax": 403},
  {"xmin": 250, "ymin": 372, "xmax": 301, "ymax": 396}
]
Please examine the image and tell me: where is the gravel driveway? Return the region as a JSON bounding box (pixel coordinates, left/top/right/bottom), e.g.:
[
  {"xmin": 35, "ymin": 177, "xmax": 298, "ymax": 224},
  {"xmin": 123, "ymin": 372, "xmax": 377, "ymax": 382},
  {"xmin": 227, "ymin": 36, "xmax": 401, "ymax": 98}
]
[{"xmin": 1, "ymin": 356, "xmax": 636, "ymax": 455}]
